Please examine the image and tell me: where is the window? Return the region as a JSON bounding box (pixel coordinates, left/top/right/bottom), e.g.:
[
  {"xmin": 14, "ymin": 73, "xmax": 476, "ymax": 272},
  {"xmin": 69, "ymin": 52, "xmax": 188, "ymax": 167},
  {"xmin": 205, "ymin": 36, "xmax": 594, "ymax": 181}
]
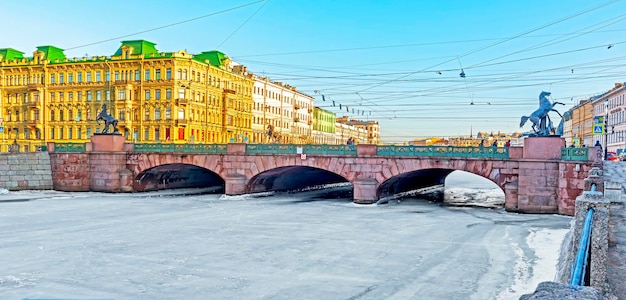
[
  {"xmin": 69, "ymin": 110, "xmax": 73, "ymax": 121},
  {"xmin": 115, "ymin": 71, "xmax": 119, "ymax": 81},
  {"xmin": 50, "ymin": 74, "xmax": 55, "ymax": 84},
  {"xmin": 155, "ymin": 89, "xmax": 161, "ymax": 100},
  {"xmin": 156, "ymin": 69, "xmax": 161, "ymax": 80},
  {"xmin": 178, "ymin": 108, "xmax": 185, "ymax": 119},
  {"xmin": 118, "ymin": 109, "xmax": 125, "ymax": 121},
  {"xmin": 105, "ymin": 71, "xmax": 110, "ymax": 82},
  {"xmin": 155, "ymin": 108, "xmax": 161, "ymax": 120},
  {"xmin": 166, "ymin": 108, "xmax": 171, "ymax": 120},
  {"xmin": 50, "ymin": 128, "xmax": 55, "ymax": 139},
  {"xmin": 87, "ymin": 91, "xmax": 92, "ymax": 101},
  {"xmin": 68, "ymin": 92, "xmax": 73, "ymax": 101},
  {"xmin": 87, "ymin": 128, "xmax": 91, "ymax": 138},
  {"xmin": 96, "ymin": 91, "xmax": 101, "ymax": 101},
  {"xmin": 77, "ymin": 72, "xmax": 82, "ymax": 83},
  {"xmin": 178, "ymin": 89, "xmax": 185, "ymax": 99},
  {"xmin": 144, "ymin": 128, "xmax": 150, "ymax": 140},
  {"xmin": 166, "ymin": 68, "xmax": 172, "ymax": 79},
  {"xmin": 96, "ymin": 72, "xmax": 101, "ymax": 82},
  {"xmin": 68, "ymin": 73, "xmax": 73, "ymax": 83},
  {"xmin": 69, "ymin": 128, "xmax": 73, "ymax": 139},
  {"xmin": 135, "ymin": 70, "xmax": 140, "ymax": 81},
  {"xmin": 166, "ymin": 89, "xmax": 172, "ymax": 99},
  {"xmin": 59, "ymin": 74, "xmax": 64, "ymax": 83},
  {"xmin": 77, "ymin": 91, "xmax": 82, "ymax": 101},
  {"xmin": 86, "ymin": 72, "xmax": 91, "ymax": 82},
  {"xmin": 59, "ymin": 92, "xmax": 64, "ymax": 101},
  {"xmin": 106, "ymin": 90, "xmax": 111, "ymax": 101},
  {"xmin": 118, "ymin": 90, "xmax": 126, "ymax": 100},
  {"xmin": 50, "ymin": 92, "xmax": 55, "ymax": 102},
  {"xmin": 155, "ymin": 128, "xmax": 160, "ymax": 141},
  {"xmin": 50, "ymin": 110, "xmax": 55, "ymax": 121},
  {"xmin": 77, "ymin": 110, "xmax": 82, "ymax": 121},
  {"xmin": 60, "ymin": 109, "xmax": 64, "ymax": 121},
  {"xmin": 145, "ymin": 69, "xmax": 150, "ymax": 80},
  {"xmin": 145, "ymin": 90, "xmax": 150, "ymax": 100},
  {"xmin": 144, "ymin": 108, "xmax": 150, "ymax": 120}
]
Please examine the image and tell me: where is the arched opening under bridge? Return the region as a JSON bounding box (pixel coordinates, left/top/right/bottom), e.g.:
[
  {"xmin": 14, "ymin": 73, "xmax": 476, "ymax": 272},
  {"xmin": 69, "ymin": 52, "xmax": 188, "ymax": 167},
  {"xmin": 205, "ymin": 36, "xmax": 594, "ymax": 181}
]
[
  {"xmin": 246, "ymin": 166, "xmax": 350, "ymax": 196},
  {"xmin": 133, "ymin": 163, "xmax": 224, "ymax": 193}
]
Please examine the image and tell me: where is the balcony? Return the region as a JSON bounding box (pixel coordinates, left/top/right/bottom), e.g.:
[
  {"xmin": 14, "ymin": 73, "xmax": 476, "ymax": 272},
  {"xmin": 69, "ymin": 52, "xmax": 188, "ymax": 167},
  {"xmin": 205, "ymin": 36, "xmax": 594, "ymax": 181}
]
[
  {"xmin": 27, "ymin": 83, "xmax": 43, "ymax": 90},
  {"xmin": 293, "ymin": 117, "xmax": 300, "ymax": 122},
  {"xmin": 176, "ymin": 119, "xmax": 187, "ymax": 126},
  {"xmin": 176, "ymin": 98, "xmax": 188, "ymax": 105},
  {"xmin": 27, "ymin": 101, "xmax": 40, "ymax": 108},
  {"xmin": 26, "ymin": 119, "xmax": 41, "ymax": 126}
]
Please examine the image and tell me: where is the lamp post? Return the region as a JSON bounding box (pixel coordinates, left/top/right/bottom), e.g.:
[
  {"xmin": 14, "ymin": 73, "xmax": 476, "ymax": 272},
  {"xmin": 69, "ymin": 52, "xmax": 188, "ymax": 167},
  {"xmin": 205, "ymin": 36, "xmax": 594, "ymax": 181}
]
[{"xmin": 605, "ymin": 99, "xmax": 609, "ymax": 160}]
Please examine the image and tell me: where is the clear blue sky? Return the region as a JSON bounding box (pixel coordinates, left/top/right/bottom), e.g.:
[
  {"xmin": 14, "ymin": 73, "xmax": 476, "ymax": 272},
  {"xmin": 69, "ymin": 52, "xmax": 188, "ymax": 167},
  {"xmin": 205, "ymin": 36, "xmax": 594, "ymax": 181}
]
[{"xmin": 1, "ymin": 0, "xmax": 625, "ymax": 142}]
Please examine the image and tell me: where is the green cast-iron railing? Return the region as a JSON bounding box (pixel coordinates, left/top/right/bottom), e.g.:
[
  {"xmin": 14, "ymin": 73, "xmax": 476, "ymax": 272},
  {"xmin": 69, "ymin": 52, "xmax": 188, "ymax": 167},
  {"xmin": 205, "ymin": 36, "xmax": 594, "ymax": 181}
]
[
  {"xmin": 245, "ymin": 144, "xmax": 358, "ymax": 155},
  {"xmin": 54, "ymin": 143, "xmax": 87, "ymax": 152},
  {"xmin": 561, "ymin": 147, "xmax": 589, "ymax": 161},
  {"xmin": 376, "ymin": 145, "xmax": 510, "ymax": 158},
  {"xmin": 52, "ymin": 143, "xmax": 591, "ymax": 161},
  {"xmin": 134, "ymin": 143, "xmax": 227, "ymax": 153}
]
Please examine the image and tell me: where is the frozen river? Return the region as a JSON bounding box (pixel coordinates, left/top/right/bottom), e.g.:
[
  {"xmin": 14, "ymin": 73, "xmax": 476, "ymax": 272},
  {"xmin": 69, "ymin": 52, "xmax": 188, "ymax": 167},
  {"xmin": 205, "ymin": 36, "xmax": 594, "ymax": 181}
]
[{"xmin": 0, "ymin": 173, "xmax": 572, "ymax": 300}]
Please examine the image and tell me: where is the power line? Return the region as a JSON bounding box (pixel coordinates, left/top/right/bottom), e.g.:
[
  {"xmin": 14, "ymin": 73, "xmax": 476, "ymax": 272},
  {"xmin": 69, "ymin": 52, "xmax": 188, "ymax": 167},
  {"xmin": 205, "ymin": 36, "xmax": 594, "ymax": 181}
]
[
  {"xmin": 215, "ymin": 0, "xmax": 270, "ymax": 49},
  {"xmin": 65, "ymin": 0, "xmax": 266, "ymax": 51}
]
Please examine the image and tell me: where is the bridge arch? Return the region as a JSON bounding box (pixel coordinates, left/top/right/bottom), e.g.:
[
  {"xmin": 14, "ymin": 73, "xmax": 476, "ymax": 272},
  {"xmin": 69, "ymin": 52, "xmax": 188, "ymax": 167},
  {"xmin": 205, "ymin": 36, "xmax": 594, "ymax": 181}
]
[
  {"xmin": 375, "ymin": 158, "xmax": 515, "ymax": 200},
  {"xmin": 133, "ymin": 163, "xmax": 224, "ymax": 192},
  {"xmin": 246, "ymin": 166, "xmax": 349, "ymax": 193}
]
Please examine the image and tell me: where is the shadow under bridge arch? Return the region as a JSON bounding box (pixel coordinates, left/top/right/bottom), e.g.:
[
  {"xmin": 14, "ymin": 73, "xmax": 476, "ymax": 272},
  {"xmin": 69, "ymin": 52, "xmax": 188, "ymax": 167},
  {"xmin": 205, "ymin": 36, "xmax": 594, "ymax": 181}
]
[
  {"xmin": 378, "ymin": 168, "xmax": 455, "ymax": 201},
  {"xmin": 134, "ymin": 163, "xmax": 225, "ymax": 192},
  {"xmin": 246, "ymin": 166, "xmax": 350, "ymax": 194}
]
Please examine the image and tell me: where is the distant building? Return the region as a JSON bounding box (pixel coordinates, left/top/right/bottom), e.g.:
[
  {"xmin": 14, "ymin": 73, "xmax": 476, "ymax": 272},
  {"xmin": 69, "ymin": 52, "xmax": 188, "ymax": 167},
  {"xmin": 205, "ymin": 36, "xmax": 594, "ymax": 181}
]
[{"xmin": 336, "ymin": 116, "xmax": 380, "ymax": 144}]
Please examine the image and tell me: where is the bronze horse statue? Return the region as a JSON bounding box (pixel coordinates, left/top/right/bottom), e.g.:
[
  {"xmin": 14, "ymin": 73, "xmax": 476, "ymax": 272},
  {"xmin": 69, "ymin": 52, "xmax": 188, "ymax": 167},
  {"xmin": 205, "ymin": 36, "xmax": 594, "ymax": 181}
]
[
  {"xmin": 520, "ymin": 91, "xmax": 564, "ymax": 136},
  {"xmin": 96, "ymin": 104, "xmax": 119, "ymax": 134}
]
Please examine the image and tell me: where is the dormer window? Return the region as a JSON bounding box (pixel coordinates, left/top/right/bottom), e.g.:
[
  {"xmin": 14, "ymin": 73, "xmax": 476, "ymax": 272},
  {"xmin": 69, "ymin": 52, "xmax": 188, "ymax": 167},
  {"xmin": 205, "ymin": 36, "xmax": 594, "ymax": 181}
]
[{"xmin": 121, "ymin": 46, "xmax": 132, "ymax": 59}]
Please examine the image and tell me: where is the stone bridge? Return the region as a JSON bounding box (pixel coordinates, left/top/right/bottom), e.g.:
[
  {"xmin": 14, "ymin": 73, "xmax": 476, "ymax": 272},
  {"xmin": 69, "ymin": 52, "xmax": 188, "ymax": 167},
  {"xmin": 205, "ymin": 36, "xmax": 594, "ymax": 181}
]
[{"xmin": 48, "ymin": 135, "xmax": 598, "ymax": 216}]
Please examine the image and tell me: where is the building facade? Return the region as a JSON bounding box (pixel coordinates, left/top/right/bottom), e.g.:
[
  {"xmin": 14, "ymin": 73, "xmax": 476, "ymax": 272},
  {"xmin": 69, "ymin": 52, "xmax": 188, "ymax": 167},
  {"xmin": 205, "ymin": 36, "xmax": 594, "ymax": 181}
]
[
  {"xmin": 591, "ymin": 83, "xmax": 626, "ymax": 154},
  {"xmin": 0, "ymin": 40, "xmax": 254, "ymax": 152}
]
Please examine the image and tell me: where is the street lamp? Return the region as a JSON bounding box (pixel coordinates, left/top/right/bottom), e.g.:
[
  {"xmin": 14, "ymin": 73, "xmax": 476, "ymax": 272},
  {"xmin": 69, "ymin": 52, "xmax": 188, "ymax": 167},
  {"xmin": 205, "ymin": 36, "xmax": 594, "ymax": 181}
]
[{"xmin": 605, "ymin": 99, "xmax": 609, "ymax": 160}]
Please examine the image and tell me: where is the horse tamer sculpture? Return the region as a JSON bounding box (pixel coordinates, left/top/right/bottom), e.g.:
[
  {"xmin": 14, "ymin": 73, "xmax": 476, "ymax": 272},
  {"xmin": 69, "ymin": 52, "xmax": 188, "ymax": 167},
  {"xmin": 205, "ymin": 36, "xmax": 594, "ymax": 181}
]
[
  {"xmin": 96, "ymin": 104, "xmax": 119, "ymax": 134},
  {"xmin": 520, "ymin": 91, "xmax": 565, "ymax": 136}
]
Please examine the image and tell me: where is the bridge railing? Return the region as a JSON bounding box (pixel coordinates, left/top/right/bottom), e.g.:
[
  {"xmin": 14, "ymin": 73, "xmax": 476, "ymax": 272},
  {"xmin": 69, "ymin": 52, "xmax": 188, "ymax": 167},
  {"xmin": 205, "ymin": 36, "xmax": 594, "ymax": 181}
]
[
  {"xmin": 133, "ymin": 143, "xmax": 227, "ymax": 153},
  {"xmin": 376, "ymin": 145, "xmax": 509, "ymax": 158},
  {"xmin": 53, "ymin": 143, "xmax": 87, "ymax": 152},
  {"xmin": 561, "ymin": 147, "xmax": 589, "ymax": 161},
  {"xmin": 245, "ymin": 144, "xmax": 357, "ymax": 155}
]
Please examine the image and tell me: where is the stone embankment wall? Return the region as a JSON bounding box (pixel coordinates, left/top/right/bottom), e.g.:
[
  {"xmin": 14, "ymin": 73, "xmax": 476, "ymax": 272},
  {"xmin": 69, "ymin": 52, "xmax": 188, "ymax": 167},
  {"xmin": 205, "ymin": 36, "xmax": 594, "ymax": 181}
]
[{"xmin": 0, "ymin": 152, "xmax": 53, "ymax": 190}]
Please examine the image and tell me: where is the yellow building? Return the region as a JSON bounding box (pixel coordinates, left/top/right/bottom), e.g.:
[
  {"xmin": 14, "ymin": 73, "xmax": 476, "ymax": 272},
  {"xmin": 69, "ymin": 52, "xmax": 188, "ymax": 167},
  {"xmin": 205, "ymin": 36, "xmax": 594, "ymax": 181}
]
[
  {"xmin": 0, "ymin": 40, "xmax": 253, "ymax": 152},
  {"xmin": 570, "ymin": 99, "xmax": 593, "ymax": 146}
]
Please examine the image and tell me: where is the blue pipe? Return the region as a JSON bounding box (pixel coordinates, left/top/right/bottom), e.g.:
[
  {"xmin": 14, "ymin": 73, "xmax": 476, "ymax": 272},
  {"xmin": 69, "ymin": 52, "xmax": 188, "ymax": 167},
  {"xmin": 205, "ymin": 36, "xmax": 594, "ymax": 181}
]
[{"xmin": 570, "ymin": 208, "xmax": 595, "ymax": 286}]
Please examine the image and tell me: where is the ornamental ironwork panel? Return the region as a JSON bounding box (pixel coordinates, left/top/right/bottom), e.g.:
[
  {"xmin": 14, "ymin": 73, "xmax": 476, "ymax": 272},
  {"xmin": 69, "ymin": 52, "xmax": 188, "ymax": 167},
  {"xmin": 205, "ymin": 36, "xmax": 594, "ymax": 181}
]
[
  {"xmin": 561, "ymin": 147, "xmax": 589, "ymax": 161},
  {"xmin": 133, "ymin": 143, "xmax": 227, "ymax": 153},
  {"xmin": 245, "ymin": 144, "xmax": 297, "ymax": 154},
  {"xmin": 376, "ymin": 145, "xmax": 509, "ymax": 158},
  {"xmin": 54, "ymin": 143, "xmax": 86, "ymax": 152},
  {"xmin": 303, "ymin": 144, "xmax": 357, "ymax": 155}
]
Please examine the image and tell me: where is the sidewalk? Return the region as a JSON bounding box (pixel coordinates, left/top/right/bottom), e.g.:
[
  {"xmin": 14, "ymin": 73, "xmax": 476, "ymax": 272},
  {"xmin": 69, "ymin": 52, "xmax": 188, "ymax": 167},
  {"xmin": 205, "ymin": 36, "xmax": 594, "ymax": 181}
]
[{"xmin": 601, "ymin": 161, "xmax": 626, "ymax": 299}]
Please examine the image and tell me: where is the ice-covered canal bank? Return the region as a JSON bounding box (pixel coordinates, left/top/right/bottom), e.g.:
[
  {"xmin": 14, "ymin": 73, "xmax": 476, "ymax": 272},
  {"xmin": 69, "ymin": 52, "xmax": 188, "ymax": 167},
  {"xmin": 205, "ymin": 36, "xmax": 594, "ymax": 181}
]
[{"xmin": 0, "ymin": 190, "xmax": 570, "ymax": 300}]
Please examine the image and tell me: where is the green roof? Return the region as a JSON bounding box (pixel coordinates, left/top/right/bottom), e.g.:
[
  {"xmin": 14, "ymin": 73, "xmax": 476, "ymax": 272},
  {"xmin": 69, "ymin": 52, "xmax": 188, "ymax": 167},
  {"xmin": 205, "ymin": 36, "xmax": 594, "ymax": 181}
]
[
  {"xmin": 36, "ymin": 46, "xmax": 66, "ymax": 62},
  {"xmin": 0, "ymin": 48, "xmax": 24, "ymax": 62},
  {"xmin": 114, "ymin": 40, "xmax": 159, "ymax": 57},
  {"xmin": 193, "ymin": 50, "xmax": 229, "ymax": 67}
]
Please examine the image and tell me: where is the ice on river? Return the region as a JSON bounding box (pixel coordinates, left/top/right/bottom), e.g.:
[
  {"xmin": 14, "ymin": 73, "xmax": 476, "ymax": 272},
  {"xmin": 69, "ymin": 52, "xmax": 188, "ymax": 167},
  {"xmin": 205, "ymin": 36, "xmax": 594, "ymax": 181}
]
[{"xmin": 0, "ymin": 188, "xmax": 570, "ymax": 300}]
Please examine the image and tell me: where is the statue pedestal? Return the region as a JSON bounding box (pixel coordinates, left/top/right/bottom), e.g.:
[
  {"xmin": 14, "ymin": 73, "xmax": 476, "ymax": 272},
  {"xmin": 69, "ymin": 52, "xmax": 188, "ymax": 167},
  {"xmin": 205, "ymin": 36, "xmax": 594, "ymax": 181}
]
[
  {"xmin": 91, "ymin": 134, "xmax": 125, "ymax": 152},
  {"xmin": 523, "ymin": 136, "xmax": 565, "ymax": 159}
]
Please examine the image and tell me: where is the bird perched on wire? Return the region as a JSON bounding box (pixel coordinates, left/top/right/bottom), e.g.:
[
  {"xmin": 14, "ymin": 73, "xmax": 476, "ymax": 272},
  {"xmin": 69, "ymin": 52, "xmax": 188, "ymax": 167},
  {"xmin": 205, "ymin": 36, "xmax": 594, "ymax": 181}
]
[{"xmin": 459, "ymin": 69, "xmax": 466, "ymax": 78}]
